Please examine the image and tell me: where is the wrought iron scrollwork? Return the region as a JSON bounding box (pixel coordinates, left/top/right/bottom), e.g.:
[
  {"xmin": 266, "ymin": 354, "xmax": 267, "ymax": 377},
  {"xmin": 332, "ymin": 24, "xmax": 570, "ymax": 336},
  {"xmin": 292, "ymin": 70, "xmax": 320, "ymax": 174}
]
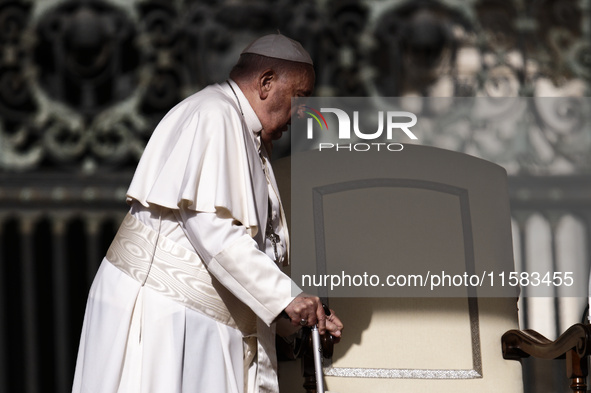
[{"xmin": 0, "ymin": 0, "xmax": 588, "ymax": 174}]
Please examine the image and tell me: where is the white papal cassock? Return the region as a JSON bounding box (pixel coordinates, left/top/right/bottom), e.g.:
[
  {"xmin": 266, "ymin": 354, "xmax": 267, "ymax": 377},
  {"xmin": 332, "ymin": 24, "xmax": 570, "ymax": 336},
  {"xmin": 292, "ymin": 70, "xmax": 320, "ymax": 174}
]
[{"xmin": 72, "ymin": 79, "xmax": 299, "ymax": 393}]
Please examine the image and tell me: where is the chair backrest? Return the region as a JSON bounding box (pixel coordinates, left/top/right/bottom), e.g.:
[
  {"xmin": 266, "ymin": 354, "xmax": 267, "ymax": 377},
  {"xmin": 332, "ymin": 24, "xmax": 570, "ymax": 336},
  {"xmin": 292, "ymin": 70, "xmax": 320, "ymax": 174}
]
[{"xmin": 274, "ymin": 144, "xmax": 523, "ymax": 393}]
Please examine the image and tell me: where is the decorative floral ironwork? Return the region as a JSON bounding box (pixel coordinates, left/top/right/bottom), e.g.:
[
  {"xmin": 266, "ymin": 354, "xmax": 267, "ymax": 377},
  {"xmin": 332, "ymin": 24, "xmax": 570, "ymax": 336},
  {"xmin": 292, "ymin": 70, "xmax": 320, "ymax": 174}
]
[
  {"xmin": 0, "ymin": 0, "xmax": 588, "ymax": 174},
  {"xmin": 412, "ymin": 97, "xmax": 591, "ymax": 175}
]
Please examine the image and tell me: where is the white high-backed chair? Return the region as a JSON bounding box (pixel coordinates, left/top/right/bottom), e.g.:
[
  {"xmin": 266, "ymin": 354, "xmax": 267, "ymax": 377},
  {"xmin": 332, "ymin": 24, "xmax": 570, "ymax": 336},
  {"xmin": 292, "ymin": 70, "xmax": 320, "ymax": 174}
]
[{"xmin": 274, "ymin": 144, "xmax": 524, "ymax": 392}]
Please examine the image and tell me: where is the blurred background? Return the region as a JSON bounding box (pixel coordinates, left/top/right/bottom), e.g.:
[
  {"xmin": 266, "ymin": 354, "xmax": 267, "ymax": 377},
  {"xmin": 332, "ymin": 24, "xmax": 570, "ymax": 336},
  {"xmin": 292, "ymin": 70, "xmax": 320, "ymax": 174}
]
[{"xmin": 0, "ymin": 0, "xmax": 589, "ymax": 392}]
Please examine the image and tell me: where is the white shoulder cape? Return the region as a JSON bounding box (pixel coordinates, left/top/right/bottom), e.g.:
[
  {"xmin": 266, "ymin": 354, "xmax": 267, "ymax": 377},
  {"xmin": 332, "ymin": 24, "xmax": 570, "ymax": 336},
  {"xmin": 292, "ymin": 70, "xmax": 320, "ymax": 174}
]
[{"xmin": 126, "ymin": 84, "xmax": 266, "ymax": 238}]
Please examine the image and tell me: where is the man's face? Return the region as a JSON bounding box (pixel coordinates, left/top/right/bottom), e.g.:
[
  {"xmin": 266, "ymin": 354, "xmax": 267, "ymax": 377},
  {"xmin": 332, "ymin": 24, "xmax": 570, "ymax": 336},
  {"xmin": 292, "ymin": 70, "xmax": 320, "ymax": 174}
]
[{"xmin": 260, "ymin": 67, "xmax": 315, "ymax": 145}]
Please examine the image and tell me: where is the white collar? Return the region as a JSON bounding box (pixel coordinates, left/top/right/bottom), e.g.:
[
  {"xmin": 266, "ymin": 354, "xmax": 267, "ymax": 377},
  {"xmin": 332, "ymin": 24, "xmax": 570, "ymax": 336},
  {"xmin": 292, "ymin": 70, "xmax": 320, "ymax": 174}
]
[{"xmin": 223, "ymin": 79, "xmax": 263, "ymax": 135}]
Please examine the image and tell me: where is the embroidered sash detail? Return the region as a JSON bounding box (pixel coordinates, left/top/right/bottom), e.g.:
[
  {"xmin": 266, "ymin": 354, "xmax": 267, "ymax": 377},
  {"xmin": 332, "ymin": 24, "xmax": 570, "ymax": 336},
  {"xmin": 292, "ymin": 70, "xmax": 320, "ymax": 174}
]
[{"xmin": 106, "ymin": 213, "xmax": 257, "ymax": 335}]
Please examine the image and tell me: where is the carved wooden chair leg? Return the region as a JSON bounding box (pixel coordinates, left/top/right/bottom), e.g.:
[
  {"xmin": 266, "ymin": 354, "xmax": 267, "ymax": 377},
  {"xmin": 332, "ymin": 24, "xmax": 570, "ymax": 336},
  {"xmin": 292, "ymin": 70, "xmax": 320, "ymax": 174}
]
[{"xmin": 566, "ymin": 348, "xmax": 588, "ymax": 392}]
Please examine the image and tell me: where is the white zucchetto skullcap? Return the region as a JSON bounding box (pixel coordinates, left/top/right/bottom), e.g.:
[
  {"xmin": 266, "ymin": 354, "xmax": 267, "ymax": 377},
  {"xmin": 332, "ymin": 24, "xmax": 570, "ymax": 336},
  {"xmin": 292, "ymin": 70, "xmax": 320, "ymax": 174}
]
[{"xmin": 241, "ymin": 34, "xmax": 313, "ymax": 65}]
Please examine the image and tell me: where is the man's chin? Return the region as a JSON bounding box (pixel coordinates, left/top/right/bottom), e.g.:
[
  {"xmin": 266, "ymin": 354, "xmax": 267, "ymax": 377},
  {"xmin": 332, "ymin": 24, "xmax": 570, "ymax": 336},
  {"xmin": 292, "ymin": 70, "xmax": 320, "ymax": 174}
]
[{"xmin": 273, "ymin": 127, "xmax": 290, "ymax": 140}]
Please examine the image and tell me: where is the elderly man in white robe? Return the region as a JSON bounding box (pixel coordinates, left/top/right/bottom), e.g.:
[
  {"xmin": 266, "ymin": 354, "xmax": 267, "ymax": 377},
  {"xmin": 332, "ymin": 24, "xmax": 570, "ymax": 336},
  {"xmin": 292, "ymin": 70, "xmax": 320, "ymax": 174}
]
[{"xmin": 72, "ymin": 34, "xmax": 343, "ymax": 393}]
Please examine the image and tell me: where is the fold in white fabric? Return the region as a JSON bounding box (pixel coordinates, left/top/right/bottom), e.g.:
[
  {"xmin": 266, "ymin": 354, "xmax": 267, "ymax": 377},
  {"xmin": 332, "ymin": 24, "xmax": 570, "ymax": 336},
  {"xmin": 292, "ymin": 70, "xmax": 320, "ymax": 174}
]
[
  {"xmin": 73, "ymin": 261, "xmax": 245, "ymax": 393},
  {"xmin": 175, "ymin": 206, "xmax": 294, "ymax": 326},
  {"xmin": 127, "ymin": 82, "xmax": 264, "ymax": 238}
]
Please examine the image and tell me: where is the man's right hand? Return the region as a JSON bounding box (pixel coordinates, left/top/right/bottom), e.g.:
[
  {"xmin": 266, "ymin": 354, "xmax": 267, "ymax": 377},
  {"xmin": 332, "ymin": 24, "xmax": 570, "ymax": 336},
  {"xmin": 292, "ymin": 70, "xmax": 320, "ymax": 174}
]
[{"xmin": 283, "ymin": 294, "xmax": 343, "ymax": 337}]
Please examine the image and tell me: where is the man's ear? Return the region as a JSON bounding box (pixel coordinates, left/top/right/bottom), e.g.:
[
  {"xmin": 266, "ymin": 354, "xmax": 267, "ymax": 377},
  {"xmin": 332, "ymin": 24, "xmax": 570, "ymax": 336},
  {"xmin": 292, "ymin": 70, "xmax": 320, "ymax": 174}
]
[{"xmin": 258, "ymin": 69, "xmax": 275, "ymax": 100}]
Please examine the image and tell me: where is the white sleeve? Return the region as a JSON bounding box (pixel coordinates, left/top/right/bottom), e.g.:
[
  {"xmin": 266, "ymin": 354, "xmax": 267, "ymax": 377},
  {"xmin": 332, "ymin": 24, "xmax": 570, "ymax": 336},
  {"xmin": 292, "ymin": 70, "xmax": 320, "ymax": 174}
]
[{"xmin": 174, "ymin": 204, "xmax": 301, "ymax": 326}]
